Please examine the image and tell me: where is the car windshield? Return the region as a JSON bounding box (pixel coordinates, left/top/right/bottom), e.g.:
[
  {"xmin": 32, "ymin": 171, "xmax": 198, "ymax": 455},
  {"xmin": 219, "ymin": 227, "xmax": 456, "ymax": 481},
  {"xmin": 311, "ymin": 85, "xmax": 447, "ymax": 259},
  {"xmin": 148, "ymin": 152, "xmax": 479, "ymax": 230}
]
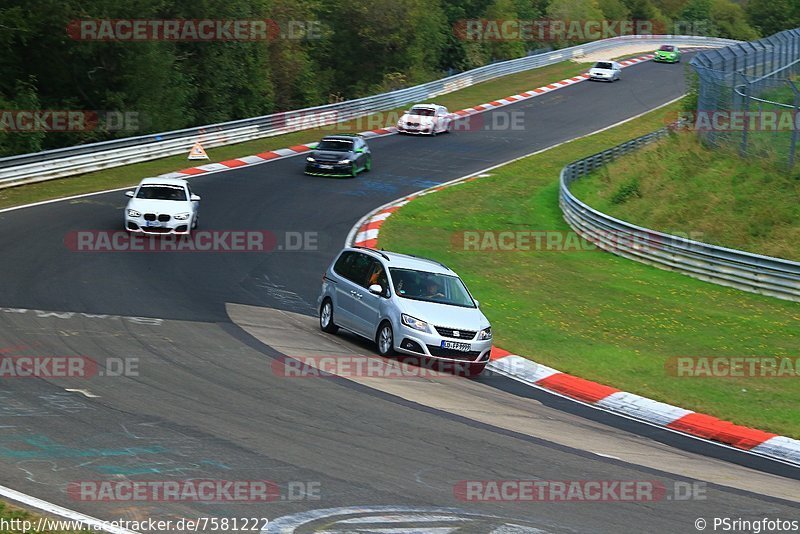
[
  {"xmin": 136, "ymin": 184, "xmax": 187, "ymax": 201},
  {"xmin": 316, "ymin": 139, "xmax": 354, "ymax": 152},
  {"xmin": 389, "ymin": 268, "xmax": 475, "ymax": 308},
  {"xmin": 594, "ymin": 62, "xmax": 613, "ymax": 69},
  {"xmin": 409, "ymin": 107, "xmax": 435, "ymax": 116},
  {"xmin": 659, "ymin": 45, "xmax": 675, "ymax": 52}
]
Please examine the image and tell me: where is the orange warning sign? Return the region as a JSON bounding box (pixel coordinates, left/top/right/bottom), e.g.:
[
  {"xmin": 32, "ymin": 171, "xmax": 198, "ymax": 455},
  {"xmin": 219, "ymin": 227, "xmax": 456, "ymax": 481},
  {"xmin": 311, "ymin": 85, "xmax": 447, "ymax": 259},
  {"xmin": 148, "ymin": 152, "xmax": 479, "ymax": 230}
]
[{"xmin": 188, "ymin": 141, "xmax": 209, "ymax": 160}]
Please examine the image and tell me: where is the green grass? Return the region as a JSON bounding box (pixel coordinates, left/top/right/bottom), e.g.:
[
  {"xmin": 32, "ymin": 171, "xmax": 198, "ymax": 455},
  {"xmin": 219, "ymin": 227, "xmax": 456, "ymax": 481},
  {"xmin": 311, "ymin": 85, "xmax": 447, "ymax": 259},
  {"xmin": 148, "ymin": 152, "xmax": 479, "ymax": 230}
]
[
  {"xmin": 0, "ymin": 501, "xmax": 83, "ymax": 533},
  {"xmin": 0, "ymin": 61, "xmax": 591, "ymax": 211},
  {"xmin": 378, "ymin": 100, "xmax": 800, "ymax": 438},
  {"xmin": 570, "ymin": 132, "xmax": 800, "ymax": 261}
]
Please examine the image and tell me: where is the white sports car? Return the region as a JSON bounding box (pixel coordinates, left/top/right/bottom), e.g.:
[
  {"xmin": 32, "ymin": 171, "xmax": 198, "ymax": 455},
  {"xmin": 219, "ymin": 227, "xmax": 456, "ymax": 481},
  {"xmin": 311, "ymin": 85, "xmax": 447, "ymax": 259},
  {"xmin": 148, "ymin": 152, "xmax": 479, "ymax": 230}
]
[
  {"xmin": 397, "ymin": 104, "xmax": 452, "ymax": 135},
  {"xmin": 124, "ymin": 177, "xmax": 200, "ymax": 234}
]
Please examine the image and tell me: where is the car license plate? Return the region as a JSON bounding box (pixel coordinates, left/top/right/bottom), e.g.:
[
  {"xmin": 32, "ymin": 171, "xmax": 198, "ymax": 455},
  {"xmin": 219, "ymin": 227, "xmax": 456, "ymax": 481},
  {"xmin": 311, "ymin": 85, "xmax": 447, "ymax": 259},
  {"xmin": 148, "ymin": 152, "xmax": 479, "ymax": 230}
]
[
  {"xmin": 320, "ymin": 164, "xmax": 333, "ymax": 169},
  {"xmin": 441, "ymin": 340, "xmax": 471, "ymax": 352},
  {"xmin": 145, "ymin": 221, "xmax": 162, "ymax": 227}
]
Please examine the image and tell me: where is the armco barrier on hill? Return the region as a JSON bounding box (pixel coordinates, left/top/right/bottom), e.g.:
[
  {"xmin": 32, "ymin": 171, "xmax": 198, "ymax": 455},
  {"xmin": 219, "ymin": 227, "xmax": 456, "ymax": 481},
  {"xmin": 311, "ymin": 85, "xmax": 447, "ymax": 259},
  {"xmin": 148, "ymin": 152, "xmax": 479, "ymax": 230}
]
[
  {"xmin": 0, "ymin": 35, "xmax": 737, "ymax": 189},
  {"xmin": 558, "ymin": 126, "xmax": 800, "ymax": 302}
]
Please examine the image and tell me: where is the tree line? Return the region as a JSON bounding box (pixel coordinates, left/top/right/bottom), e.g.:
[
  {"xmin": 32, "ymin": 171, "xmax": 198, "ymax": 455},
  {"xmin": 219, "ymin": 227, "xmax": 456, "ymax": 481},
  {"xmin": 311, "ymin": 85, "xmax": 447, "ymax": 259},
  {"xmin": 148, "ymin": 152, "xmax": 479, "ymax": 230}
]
[{"xmin": 0, "ymin": 0, "xmax": 795, "ymax": 156}]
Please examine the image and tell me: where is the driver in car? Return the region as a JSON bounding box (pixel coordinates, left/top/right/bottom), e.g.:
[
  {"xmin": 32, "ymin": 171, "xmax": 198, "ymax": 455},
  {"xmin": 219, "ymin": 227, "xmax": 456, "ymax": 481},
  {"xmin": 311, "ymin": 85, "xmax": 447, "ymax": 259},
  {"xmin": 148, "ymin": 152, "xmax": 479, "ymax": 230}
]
[{"xmin": 423, "ymin": 280, "xmax": 445, "ymax": 298}]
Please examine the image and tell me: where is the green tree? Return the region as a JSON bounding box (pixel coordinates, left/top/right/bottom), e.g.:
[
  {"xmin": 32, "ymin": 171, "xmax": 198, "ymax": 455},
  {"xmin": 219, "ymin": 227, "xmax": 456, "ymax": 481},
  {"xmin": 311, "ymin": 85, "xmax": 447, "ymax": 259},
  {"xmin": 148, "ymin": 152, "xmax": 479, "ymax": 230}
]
[
  {"xmin": 597, "ymin": 0, "xmax": 631, "ymax": 21},
  {"xmin": 745, "ymin": 0, "xmax": 800, "ymax": 37},
  {"xmin": 709, "ymin": 0, "xmax": 758, "ymax": 40}
]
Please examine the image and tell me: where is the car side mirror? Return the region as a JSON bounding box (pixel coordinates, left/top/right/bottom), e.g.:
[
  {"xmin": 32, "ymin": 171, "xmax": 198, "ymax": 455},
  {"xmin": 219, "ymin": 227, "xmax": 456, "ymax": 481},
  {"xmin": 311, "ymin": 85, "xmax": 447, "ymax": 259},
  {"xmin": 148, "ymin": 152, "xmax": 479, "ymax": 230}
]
[
  {"xmin": 368, "ymin": 284, "xmax": 384, "ymax": 295},
  {"xmin": 474, "ymin": 299, "xmax": 480, "ymax": 307},
  {"xmin": 125, "ymin": 191, "xmax": 134, "ymax": 198},
  {"xmin": 190, "ymin": 194, "xmax": 201, "ymax": 201}
]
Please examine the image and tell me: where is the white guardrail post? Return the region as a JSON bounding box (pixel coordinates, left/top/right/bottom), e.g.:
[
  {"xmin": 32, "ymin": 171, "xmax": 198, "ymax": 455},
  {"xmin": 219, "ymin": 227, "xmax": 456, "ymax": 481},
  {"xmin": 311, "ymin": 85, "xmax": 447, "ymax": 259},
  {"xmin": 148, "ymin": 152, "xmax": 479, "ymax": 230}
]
[
  {"xmin": 0, "ymin": 35, "xmax": 738, "ymax": 189},
  {"xmin": 558, "ymin": 126, "xmax": 800, "ymax": 302}
]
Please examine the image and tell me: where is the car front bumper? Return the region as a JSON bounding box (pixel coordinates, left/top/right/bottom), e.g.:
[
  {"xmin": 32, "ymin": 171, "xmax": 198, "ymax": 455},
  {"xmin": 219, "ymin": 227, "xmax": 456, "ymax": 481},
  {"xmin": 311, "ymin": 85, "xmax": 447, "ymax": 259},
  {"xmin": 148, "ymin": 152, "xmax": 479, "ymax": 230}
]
[
  {"xmin": 397, "ymin": 124, "xmax": 435, "ymax": 135},
  {"xmin": 125, "ymin": 215, "xmax": 191, "ymax": 235},
  {"xmin": 395, "ymin": 324, "xmax": 493, "ymax": 365},
  {"xmin": 654, "ymin": 55, "xmax": 678, "ymax": 62},
  {"xmin": 305, "ymin": 162, "xmax": 355, "ymax": 176}
]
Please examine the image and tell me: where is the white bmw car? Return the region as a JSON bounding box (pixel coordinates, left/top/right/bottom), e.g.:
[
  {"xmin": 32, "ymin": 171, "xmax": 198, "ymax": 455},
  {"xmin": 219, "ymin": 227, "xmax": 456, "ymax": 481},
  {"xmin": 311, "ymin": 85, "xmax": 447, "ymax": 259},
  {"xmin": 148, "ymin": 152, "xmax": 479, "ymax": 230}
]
[
  {"xmin": 397, "ymin": 104, "xmax": 452, "ymax": 135},
  {"xmin": 124, "ymin": 177, "xmax": 200, "ymax": 234}
]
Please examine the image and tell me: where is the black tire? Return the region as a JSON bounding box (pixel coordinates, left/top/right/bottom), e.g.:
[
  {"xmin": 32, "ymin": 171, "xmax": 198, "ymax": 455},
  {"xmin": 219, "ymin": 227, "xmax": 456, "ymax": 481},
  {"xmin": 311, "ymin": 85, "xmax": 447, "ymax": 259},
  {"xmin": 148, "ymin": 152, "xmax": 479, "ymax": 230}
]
[
  {"xmin": 350, "ymin": 163, "xmax": 358, "ymax": 177},
  {"xmin": 364, "ymin": 155, "xmax": 372, "ymax": 172},
  {"xmin": 319, "ymin": 299, "xmax": 339, "ymax": 334},
  {"xmin": 376, "ymin": 321, "xmax": 395, "ymax": 357}
]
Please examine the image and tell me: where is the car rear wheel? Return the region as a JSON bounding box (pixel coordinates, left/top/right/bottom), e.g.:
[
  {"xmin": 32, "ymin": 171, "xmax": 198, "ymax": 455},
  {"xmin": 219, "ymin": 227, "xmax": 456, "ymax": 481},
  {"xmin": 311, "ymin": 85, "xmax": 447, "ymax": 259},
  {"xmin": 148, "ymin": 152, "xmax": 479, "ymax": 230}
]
[
  {"xmin": 320, "ymin": 299, "xmax": 339, "ymax": 334},
  {"xmin": 376, "ymin": 321, "xmax": 395, "ymax": 356}
]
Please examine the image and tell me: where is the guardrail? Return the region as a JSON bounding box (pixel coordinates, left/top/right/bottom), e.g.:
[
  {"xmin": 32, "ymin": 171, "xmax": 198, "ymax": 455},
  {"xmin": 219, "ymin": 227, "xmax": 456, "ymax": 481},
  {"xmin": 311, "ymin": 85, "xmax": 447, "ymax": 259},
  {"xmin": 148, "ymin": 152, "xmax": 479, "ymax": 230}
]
[
  {"xmin": 559, "ymin": 126, "xmax": 800, "ymax": 302},
  {"xmin": 0, "ymin": 34, "xmax": 738, "ymax": 189}
]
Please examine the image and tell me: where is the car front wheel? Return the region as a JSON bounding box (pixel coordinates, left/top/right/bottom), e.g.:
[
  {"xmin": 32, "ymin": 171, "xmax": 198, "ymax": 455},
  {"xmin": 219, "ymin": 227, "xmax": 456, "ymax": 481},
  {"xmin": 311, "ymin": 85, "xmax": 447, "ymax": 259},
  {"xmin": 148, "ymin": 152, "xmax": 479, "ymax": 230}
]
[
  {"xmin": 320, "ymin": 299, "xmax": 339, "ymax": 334},
  {"xmin": 376, "ymin": 321, "xmax": 395, "ymax": 356}
]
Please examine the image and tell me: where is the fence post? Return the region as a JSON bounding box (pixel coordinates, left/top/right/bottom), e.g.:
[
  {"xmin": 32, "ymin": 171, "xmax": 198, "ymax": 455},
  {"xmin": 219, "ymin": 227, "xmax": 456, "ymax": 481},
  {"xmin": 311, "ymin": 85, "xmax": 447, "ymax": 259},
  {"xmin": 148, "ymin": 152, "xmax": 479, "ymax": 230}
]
[
  {"xmin": 740, "ymin": 73, "xmax": 751, "ymax": 156},
  {"xmin": 790, "ymin": 88, "xmax": 799, "ymax": 168}
]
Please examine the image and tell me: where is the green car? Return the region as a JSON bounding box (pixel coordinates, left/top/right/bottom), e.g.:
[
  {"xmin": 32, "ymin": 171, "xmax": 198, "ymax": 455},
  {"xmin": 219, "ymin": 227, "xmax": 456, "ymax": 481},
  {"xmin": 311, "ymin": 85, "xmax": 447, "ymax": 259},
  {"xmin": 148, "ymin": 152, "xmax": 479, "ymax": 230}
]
[{"xmin": 654, "ymin": 45, "xmax": 681, "ymax": 63}]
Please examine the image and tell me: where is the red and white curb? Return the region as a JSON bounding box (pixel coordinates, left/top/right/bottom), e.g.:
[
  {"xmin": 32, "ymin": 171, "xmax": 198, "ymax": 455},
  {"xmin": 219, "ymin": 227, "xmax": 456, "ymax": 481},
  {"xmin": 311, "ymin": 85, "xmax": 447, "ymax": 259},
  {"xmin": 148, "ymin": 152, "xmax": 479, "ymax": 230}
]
[
  {"xmin": 345, "ymin": 149, "xmax": 800, "ymax": 470},
  {"xmin": 159, "ymin": 56, "xmax": 654, "ymax": 181}
]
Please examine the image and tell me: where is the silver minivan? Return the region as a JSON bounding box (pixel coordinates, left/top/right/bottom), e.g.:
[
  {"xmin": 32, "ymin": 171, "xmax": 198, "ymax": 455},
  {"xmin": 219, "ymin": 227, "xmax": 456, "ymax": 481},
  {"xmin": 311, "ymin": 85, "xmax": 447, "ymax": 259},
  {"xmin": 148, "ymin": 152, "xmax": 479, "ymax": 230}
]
[{"xmin": 317, "ymin": 247, "xmax": 493, "ymax": 375}]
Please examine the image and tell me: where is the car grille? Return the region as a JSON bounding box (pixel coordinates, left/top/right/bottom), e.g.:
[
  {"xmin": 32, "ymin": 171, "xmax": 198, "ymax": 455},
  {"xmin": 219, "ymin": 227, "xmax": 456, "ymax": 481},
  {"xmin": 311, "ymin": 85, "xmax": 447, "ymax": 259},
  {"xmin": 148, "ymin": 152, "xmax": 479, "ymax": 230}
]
[
  {"xmin": 434, "ymin": 326, "xmax": 476, "ymax": 340},
  {"xmin": 426, "ymin": 345, "xmax": 482, "ymax": 361},
  {"xmin": 144, "ymin": 213, "xmax": 171, "ymax": 222}
]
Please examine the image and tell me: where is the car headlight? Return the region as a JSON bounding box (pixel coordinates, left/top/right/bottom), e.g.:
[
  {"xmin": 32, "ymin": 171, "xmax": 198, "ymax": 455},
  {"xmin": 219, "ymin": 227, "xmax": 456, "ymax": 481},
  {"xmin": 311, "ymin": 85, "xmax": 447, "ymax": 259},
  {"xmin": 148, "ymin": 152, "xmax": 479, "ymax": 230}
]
[
  {"xmin": 174, "ymin": 212, "xmax": 190, "ymax": 220},
  {"xmin": 401, "ymin": 314, "xmax": 429, "ymax": 332},
  {"xmin": 127, "ymin": 209, "xmax": 141, "ymax": 218},
  {"xmin": 478, "ymin": 327, "xmax": 492, "ymax": 340},
  {"xmin": 338, "ymin": 159, "xmax": 350, "ymax": 164},
  {"xmin": 306, "ymin": 156, "xmax": 315, "ymax": 162}
]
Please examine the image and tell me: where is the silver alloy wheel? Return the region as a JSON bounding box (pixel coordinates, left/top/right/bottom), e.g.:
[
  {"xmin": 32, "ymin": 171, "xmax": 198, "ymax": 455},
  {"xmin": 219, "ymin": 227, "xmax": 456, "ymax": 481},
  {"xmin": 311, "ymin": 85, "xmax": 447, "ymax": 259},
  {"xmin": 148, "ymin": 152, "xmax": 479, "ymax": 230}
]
[
  {"xmin": 321, "ymin": 302, "xmax": 332, "ymax": 328},
  {"xmin": 378, "ymin": 324, "xmax": 393, "ymax": 355}
]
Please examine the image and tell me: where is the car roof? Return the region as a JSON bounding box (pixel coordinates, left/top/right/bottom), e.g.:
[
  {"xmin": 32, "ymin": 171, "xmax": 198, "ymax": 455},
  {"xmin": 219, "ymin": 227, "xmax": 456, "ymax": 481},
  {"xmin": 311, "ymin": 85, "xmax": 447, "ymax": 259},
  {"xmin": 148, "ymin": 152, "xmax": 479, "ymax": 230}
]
[
  {"xmin": 345, "ymin": 247, "xmax": 455, "ymax": 275},
  {"xmin": 321, "ymin": 134, "xmax": 360, "ymax": 142},
  {"xmin": 410, "ymin": 104, "xmax": 440, "ymax": 110},
  {"xmin": 138, "ymin": 177, "xmax": 188, "ymax": 187}
]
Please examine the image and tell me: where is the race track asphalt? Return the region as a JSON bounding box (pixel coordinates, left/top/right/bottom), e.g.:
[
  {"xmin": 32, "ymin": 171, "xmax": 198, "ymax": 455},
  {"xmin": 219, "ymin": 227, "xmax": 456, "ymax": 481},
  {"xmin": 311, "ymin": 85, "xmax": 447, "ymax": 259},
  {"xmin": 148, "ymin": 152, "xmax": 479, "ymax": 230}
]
[{"xmin": 0, "ymin": 56, "xmax": 797, "ymax": 533}]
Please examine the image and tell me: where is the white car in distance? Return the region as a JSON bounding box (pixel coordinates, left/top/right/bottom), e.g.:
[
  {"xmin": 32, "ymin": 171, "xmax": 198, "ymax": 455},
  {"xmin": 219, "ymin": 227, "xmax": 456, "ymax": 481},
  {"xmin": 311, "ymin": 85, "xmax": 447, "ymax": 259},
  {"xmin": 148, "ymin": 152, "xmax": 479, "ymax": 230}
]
[
  {"xmin": 397, "ymin": 104, "xmax": 452, "ymax": 135},
  {"xmin": 588, "ymin": 61, "xmax": 622, "ymax": 82},
  {"xmin": 124, "ymin": 177, "xmax": 200, "ymax": 235}
]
